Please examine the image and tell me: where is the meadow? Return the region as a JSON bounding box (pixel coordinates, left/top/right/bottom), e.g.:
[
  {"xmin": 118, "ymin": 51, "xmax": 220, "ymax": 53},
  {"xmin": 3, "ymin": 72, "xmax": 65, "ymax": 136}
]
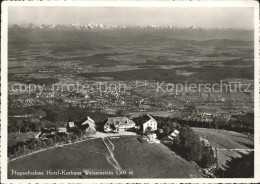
[
  {"xmin": 8, "ymin": 138, "xmax": 114, "ymax": 179},
  {"xmin": 109, "ymin": 136, "xmax": 202, "ymax": 178},
  {"xmin": 192, "ymin": 127, "xmax": 254, "ymax": 170},
  {"xmin": 8, "ymin": 136, "xmax": 202, "ymax": 178}
]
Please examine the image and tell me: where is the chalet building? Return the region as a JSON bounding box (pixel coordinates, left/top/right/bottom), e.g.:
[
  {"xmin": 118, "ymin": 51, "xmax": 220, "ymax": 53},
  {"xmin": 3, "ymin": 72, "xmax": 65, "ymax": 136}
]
[
  {"xmin": 57, "ymin": 127, "xmax": 67, "ymax": 133},
  {"xmin": 167, "ymin": 129, "xmax": 179, "ymax": 141},
  {"xmin": 39, "ymin": 127, "xmax": 56, "ymax": 138},
  {"xmin": 67, "ymin": 121, "xmax": 75, "ymax": 129},
  {"xmin": 79, "ymin": 116, "xmax": 96, "ymax": 133},
  {"xmin": 147, "ymin": 133, "xmax": 157, "ymax": 142},
  {"xmin": 41, "ymin": 127, "xmax": 56, "ymax": 134},
  {"xmin": 67, "ymin": 116, "xmax": 96, "ymax": 134},
  {"xmin": 162, "ymin": 129, "xmax": 180, "ymax": 144},
  {"xmin": 67, "ymin": 116, "xmax": 75, "ymax": 129},
  {"xmin": 142, "ymin": 115, "xmax": 157, "ymax": 133},
  {"xmin": 103, "ymin": 117, "xmax": 135, "ymax": 133}
]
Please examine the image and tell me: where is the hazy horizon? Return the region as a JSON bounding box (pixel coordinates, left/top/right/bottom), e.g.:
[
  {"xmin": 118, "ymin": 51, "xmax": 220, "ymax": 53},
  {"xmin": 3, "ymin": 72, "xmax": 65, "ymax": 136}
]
[{"xmin": 8, "ymin": 7, "xmax": 254, "ymax": 29}]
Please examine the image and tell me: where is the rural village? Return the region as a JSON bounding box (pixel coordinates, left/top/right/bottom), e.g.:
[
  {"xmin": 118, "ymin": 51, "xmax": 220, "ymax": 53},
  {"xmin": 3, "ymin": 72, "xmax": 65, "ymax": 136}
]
[{"xmin": 8, "ymin": 113, "xmax": 224, "ymax": 178}]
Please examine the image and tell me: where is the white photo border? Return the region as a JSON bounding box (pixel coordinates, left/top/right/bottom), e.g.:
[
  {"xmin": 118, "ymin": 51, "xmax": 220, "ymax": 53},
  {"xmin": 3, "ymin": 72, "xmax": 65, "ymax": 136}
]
[{"xmin": 1, "ymin": 1, "xmax": 259, "ymax": 183}]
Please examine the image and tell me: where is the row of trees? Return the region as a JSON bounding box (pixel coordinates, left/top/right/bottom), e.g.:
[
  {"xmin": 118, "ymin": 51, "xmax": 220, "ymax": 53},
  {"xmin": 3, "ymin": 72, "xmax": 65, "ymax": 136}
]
[
  {"xmin": 8, "ymin": 120, "xmax": 41, "ymax": 133},
  {"xmin": 8, "ymin": 118, "xmax": 66, "ymax": 133},
  {"xmin": 176, "ymin": 117, "xmax": 254, "ymax": 134}
]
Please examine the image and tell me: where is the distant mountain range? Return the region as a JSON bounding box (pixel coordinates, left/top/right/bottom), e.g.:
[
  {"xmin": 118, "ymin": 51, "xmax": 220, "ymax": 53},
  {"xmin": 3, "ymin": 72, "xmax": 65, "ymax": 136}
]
[
  {"xmin": 9, "ymin": 23, "xmax": 251, "ymax": 31},
  {"xmin": 8, "ymin": 23, "xmax": 254, "ymax": 42}
]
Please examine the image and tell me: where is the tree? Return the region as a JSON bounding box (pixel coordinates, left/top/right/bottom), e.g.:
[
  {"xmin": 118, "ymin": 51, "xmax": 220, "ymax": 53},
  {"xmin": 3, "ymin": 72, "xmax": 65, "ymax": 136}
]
[
  {"xmin": 17, "ymin": 146, "xmax": 24, "ymax": 155},
  {"xmin": 29, "ymin": 144, "xmax": 35, "ymax": 151},
  {"xmin": 53, "ymin": 136, "xmax": 57, "ymax": 143},
  {"xmin": 173, "ymin": 125, "xmax": 203, "ymax": 162},
  {"xmin": 34, "ymin": 142, "xmax": 38, "ymax": 150},
  {"xmin": 37, "ymin": 140, "xmax": 42, "ymax": 148},
  {"xmin": 61, "ymin": 136, "xmax": 67, "ymax": 142},
  {"xmin": 162, "ymin": 125, "xmax": 171, "ymax": 135},
  {"xmin": 48, "ymin": 138, "xmax": 54, "ymax": 146},
  {"xmin": 56, "ymin": 135, "xmax": 61, "ymax": 142},
  {"xmin": 14, "ymin": 151, "xmax": 18, "ymax": 157},
  {"xmin": 42, "ymin": 141, "xmax": 47, "ymax": 148},
  {"xmin": 145, "ymin": 126, "xmax": 152, "ymax": 135},
  {"xmin": 199, "ymin": 147, "xmax": 217, "ymax": 168}
]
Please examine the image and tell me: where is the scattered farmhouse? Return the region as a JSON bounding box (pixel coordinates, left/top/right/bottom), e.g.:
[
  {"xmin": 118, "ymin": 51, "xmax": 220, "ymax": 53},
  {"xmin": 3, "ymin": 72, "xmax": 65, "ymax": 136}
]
[
  {"xmin": 67, "ymin": 121, "xmax": 75, "ymax": 129},
  {"xmin": 162, "ymin": 129, "xmax": 180, "ymax": 143},
  {"xmin": 169, "ymin": 129, "xmax": 180, "ymax": 140},
  {"xmin": 67, "ymin": 116, "xmax": 96, "ymax": 134},
  {"xmin": 103, "ymin": 117, "xmax": 136, "ymax": 132},
  {"xmin": 38, "ymin": 127, "xmax": 56, "ymax": 138},
  {"xmin": 141, "ymin": 114, "xmax": 158, "ymax": 133},
  {"xmin": 67, "ymin": 116, "xmax": 75, "ymax": 129},
  {"xmin": 146, "ymin": 133, "xmax": 160, "ymax": 143},
  {"xmin": 41, "ymin": 127, "xmax": 56, "ymax": 134},
  {"xmin": 57, "ymin": 127, "xmax": 67, "ymax": 133},
  {"xmin": 56, "ymin": 127, "xmax": 67, "ymax": 135},
  {"xmin": 78, "ymin": 116, "xmax": 96, "ymax": 134}
]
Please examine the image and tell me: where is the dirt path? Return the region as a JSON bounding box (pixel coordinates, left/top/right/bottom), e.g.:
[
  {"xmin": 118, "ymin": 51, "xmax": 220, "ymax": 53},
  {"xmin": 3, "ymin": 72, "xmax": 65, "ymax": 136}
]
[
  {"xmin": 102, "ymin": 137, "xmax": 121, "ymax": 170},
  {"xmin": 107, "ymin": 138, "xmax": 115, "ymax": 151},
  {"xmin": 216, "ymin": 148, "xmax": 254, "ymax": 151}
]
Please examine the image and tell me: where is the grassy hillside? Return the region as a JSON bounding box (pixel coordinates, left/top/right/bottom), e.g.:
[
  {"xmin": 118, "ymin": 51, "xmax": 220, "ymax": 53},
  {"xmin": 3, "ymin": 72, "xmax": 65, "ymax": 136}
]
[
  {"xmin": 192, "ymin": 127, "xmax": 254, "ymax": 171},
  {"xmin": 192, "ymin": 128, "xmax": 253, "ymax": 149},
  {"xmin": 9, "ymin": 136, "xmax": 202, "ymax": 179},
  {"xmin": 8, "ymin": 138, "xmax": 113, "ymax": 179},
  {"xmin": 110, "ymin": 136, "xmax": 202, "ymax": 178}
]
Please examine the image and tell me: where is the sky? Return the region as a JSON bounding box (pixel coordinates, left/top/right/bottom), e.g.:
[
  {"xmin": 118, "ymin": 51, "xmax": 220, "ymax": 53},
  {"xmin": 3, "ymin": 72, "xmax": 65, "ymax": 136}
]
[{"xmin": 8, "ymin": 6, "xmax": 254, "ymax": 29}]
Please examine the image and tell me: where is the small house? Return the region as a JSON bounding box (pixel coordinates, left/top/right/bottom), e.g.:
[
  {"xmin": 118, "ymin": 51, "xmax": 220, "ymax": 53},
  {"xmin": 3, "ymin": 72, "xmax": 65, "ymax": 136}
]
[
  {"xmin": 80, "ymin": 116, "xmax": 96, "ymax": 133},
  {"xmin": 142, "ymin": 115, "xmax": 157, "ymax": 133},
  {"xmin": 57, "ymin": 127, "xmax": 67, "ymax": 133},
  {"xmin": 162, "ymin": 129, "xmax": 180, "ymax": 143},
  {"xmin": 170, "ymin": 129, "xmax": 179, "ymax": 138},
  {"xmin": 67, "ymin": 122, "xmax": 75, "ymax": 129}
]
